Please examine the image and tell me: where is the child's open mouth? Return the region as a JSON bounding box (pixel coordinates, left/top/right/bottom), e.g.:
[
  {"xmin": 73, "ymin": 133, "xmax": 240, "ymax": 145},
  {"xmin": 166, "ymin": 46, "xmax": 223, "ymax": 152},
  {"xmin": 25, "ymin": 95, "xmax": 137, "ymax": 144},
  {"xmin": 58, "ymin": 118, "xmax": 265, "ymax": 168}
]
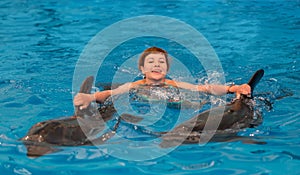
[{"xmin": 152, "ymin": 70, "xmax": 162, "ymax": 73}]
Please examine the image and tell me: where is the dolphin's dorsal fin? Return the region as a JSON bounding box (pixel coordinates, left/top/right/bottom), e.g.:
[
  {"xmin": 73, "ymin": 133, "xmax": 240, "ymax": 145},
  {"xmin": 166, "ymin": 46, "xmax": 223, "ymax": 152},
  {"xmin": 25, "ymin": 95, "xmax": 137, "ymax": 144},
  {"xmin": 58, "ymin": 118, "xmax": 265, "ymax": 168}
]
[
  {"xmin": 78, "ymin": 76, "xmax": 94, "ymax": 94},
  {"xmin": 75, "ymin": 76, "xmax": 94, "ymax": 117},
  {"xmin": 247, "ymin": 69, "xmax": 264, "ymax": 98}
]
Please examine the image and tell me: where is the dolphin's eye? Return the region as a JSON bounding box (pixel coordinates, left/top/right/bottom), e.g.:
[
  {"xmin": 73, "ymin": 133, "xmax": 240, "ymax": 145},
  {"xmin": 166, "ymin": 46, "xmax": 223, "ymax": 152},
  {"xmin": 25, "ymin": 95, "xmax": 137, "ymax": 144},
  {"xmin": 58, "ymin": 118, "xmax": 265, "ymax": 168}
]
[{"xmin": 228, "ymin": 109, "xmax": 234, "ymax": 113}]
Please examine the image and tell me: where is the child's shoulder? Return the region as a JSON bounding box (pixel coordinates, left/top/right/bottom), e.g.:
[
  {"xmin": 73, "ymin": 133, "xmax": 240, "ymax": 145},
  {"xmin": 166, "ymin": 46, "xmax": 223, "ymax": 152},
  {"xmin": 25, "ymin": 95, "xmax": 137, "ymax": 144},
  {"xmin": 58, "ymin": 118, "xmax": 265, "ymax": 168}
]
[
  {"xmin": 165, "ymin": 79, "xmax": 178, "ymax": 87},
  {"xmin": 130, "ymin": 79, "xmax": 179, "ymax": 88},
  {"xmin": 131, "ymin": 79, "xmax": 146, "ymax": 86}
]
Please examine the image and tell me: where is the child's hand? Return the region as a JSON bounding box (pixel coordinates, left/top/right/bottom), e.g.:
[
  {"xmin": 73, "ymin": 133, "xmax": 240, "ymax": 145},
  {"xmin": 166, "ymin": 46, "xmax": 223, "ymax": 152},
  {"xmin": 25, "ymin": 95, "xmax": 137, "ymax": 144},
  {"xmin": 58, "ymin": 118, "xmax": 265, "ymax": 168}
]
[
  {"xmin": 230, "ymin": 84, "xmax": 251, "ymax": 99},
  {"xmin": 73, "ymin": 93, "xmax": 95, "ymax": 109}
]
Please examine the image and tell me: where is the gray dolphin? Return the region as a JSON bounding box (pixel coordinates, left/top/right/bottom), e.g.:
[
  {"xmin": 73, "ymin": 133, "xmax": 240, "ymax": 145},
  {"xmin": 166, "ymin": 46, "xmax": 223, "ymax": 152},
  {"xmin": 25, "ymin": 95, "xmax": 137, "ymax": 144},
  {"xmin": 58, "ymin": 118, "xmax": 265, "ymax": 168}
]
[
  {"xmin": 20, "ymin": 76, "xmax": 141, "ymax": 158},
  {"xmin": 160, "ymin": 69, "xmax": 265, "ymax": 147}
]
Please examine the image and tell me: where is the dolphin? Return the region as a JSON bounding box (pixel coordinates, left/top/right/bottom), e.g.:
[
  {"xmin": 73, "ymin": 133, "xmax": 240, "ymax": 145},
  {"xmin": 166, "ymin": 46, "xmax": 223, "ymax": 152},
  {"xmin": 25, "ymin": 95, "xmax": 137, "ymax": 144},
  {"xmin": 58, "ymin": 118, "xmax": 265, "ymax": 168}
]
[
  {"xmin": 21, "ymin": 69, "xmax": 265, "ymax": 156},
  {"xmin": 160, "ymin": 69, "xmax": 265, "ymax": 148},
  {"xmin": 20, "ymin": 76, "xmax": 141, "ymax": 158}
]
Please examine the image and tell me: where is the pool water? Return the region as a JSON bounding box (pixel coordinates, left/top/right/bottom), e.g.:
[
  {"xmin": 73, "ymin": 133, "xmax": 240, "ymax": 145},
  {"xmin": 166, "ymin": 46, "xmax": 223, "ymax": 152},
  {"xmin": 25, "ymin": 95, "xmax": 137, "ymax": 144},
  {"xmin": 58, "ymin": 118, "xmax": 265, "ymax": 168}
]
[{"xmin": 0, "ymin": 0, "xmax": 299, "ymax": 174}]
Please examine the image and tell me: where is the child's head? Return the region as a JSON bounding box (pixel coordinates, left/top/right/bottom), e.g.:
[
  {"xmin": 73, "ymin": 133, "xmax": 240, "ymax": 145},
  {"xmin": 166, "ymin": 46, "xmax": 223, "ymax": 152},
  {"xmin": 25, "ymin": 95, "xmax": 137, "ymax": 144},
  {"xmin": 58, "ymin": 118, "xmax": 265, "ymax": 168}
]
[{"xmin": 138, "ymin": 47, "xmax": 170, "ymax": 72}]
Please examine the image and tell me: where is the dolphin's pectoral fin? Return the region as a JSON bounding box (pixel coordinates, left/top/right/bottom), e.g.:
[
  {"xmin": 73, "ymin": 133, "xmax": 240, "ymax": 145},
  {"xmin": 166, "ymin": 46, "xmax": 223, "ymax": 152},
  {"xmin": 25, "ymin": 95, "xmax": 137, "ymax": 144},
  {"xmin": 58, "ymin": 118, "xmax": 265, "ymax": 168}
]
[
  {"xmin": 159, "ymin": 132, "xmax": 196, "ymax": 148},
  {"xmin": 23, "ymin": 141, "xmax": 60, "ymax": 158},
  {"xmin": 240, "ymin": 137, "xmax": 267, "ymax": 145},
  {"xmin": 120, "ymin": 113, "xmax": 144, "ymax": 124},
  {"xmin": 88, "ymin": 116, "xmax": 122, "ymax": 145}
]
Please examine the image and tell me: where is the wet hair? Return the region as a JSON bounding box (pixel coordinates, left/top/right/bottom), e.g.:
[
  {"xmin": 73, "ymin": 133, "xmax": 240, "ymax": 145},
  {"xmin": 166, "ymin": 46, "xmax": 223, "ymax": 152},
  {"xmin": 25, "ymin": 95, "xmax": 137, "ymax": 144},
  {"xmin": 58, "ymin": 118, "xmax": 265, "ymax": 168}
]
[{"xmin": 138, "ymin": 47, "xmax": 170, "ymax": 71}]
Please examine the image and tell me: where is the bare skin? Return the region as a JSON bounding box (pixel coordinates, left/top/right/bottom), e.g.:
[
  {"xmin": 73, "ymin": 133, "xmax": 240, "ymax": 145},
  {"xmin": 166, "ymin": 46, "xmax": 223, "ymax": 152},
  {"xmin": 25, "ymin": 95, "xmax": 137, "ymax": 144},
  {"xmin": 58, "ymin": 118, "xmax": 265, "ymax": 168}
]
[{"xmin": 74, "ymin": 53, "xmax": 251, "ymax": 109}]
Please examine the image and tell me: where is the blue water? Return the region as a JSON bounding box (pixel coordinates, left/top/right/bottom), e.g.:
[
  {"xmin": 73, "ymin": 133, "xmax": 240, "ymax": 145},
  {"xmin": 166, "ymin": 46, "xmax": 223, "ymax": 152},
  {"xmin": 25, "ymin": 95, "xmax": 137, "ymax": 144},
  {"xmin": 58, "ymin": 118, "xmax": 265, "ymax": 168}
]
[{"xmin": 1, "ymin": 0, "xmax": 299, "ymax": 174}]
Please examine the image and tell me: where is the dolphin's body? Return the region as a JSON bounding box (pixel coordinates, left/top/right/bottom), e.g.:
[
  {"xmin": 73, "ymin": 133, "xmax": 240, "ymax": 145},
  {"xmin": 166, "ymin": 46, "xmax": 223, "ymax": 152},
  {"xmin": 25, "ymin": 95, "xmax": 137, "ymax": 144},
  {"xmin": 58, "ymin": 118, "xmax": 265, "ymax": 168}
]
[
  {"xmin": 20, "ymin": 76, "xmax": 119, "ymax": 157},
  {"xmin": 160, "ymin": 69, "xmax": 265, "ymax": 147}
]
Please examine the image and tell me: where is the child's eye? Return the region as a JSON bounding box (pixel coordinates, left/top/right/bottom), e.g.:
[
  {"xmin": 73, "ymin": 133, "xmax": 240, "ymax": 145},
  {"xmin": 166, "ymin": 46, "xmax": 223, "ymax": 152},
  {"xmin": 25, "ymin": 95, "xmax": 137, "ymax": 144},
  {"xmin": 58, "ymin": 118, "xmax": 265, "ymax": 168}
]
[
  {"xmin": 159, "ymin": 59, "xmax": 165, "ymax": 63},
  {"xmin": 147, "ymin": 58, "xmax": 154, "ymax": 63}
]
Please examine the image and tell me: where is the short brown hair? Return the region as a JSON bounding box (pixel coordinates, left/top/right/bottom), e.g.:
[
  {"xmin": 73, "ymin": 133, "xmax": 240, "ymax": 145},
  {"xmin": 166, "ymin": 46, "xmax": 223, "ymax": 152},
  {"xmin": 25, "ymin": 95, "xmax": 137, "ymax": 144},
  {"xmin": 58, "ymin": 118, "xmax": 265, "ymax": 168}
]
[{"xmin": 138, "ymin": 47, "xmax": 170, "ymax": 71}]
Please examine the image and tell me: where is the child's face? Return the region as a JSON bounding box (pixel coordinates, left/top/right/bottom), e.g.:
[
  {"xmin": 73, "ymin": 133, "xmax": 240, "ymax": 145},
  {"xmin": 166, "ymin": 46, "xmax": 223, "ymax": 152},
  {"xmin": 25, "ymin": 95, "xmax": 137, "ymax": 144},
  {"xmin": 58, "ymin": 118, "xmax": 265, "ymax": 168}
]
[{"xmin": 140, "ymin": 53, "xmax": 168, "ymax": 83}]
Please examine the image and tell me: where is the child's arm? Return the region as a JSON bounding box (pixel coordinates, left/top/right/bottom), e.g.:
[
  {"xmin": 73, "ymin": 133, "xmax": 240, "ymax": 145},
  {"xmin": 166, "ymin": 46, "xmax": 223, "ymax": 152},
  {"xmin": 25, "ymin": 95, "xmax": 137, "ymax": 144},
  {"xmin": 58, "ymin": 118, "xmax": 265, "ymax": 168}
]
[
  {"xmin": 74, "ymin": 82, "xmax": 132, "ymax": 109},
  {"xmin": 174, "ymin": 81, "xmax": 250, "ymax": 98}
]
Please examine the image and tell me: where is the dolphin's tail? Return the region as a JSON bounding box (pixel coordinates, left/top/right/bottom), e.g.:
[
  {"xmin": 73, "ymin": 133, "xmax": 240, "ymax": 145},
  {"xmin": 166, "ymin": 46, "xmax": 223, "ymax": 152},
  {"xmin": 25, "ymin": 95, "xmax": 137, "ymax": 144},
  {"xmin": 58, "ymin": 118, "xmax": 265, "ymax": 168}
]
[{"xmin": 247, "ymin": 69, "xmax": 264, "ymax": 98}]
